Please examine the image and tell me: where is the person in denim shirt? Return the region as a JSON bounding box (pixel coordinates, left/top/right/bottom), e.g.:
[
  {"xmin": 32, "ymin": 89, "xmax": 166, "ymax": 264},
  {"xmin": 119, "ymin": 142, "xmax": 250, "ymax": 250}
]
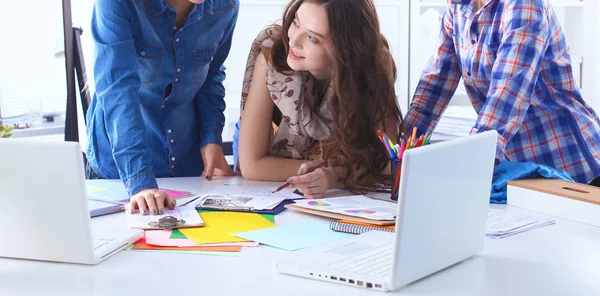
[{"xmin": 86, "ymin": 0, "xmax": 238, "ymax": 215}]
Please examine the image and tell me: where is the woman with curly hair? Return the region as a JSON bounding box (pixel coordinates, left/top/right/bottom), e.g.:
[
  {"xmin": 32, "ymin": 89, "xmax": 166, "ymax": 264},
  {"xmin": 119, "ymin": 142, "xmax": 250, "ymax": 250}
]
[{"xmin": 234, "ymin": 0, "xmax": 403, "ymax": 198}]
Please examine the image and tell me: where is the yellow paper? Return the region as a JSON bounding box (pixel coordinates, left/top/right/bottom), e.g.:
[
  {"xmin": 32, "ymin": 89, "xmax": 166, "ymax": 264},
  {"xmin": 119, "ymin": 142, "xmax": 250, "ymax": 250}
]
[
  {"xmin": 86, "ymin": 185, "xmax": 110, "ymax": 194},
  {"xmin": 180, "ymin": 212, "xmax": 275, "ymax": 244}
]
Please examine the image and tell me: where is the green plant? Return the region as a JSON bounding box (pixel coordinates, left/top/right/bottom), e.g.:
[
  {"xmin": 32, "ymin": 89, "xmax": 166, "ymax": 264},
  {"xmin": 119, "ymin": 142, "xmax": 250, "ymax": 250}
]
[{"xmin": 0, "ymin": 125, "xmax": 14, "ymax": 138}]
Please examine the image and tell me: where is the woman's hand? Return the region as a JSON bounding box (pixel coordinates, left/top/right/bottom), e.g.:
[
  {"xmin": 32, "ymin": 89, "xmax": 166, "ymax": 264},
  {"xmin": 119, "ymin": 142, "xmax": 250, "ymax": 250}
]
[
  {"xmin": 287, "ymin": 162, "xmax": 338, "ymax": 199},
  {"xmin": 129, "ymin": 189, "xmax": 176, "ymax": 215},
  {"xmin": 201, "ymin": 144, "xmax": 235, "ymax": 180}
]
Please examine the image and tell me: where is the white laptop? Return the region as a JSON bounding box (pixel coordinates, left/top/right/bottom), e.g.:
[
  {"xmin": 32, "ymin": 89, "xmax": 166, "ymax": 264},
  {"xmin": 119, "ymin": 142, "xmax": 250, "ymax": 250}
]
[
  {"xmin": 275, "ymin": 131, "xmax": 498, "ymax": 291},
  {"xmin": 0, "ymin": 139, "xmax": 143, "ymax": 265}
]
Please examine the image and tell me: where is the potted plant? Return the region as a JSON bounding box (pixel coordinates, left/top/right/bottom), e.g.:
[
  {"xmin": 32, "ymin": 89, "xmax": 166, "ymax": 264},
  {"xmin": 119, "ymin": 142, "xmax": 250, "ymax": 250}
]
[{"xmin": 0, "ymin": 125, "xmax": 14, "ymax": 138}]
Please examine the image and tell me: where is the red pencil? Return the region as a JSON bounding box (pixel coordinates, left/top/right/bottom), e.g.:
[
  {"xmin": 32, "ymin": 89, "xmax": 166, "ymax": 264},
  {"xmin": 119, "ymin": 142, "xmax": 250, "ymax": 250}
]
[{"xmin": 272, "ymin": 162, "xmax": 327, "ymax": 193}]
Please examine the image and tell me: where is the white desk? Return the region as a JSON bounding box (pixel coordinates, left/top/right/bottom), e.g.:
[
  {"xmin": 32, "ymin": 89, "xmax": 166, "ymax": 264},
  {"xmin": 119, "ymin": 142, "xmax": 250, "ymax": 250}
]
[{"xmin": 1, "ymin": 177, "xmax": 600, "ymax": 296}]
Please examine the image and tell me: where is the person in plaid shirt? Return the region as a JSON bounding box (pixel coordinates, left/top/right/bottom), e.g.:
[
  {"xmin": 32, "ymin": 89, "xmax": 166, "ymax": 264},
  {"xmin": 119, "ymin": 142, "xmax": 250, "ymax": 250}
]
[{"xmin": 404, "ymin": 0, "xmax": 600, "ymax": 187}]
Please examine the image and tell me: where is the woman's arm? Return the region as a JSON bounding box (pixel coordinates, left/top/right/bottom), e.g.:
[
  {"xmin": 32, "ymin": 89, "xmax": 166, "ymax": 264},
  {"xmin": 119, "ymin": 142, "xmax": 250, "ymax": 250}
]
[{"xmin": 238, "ymin": 53, "xmax": 306, "ymax": 181}]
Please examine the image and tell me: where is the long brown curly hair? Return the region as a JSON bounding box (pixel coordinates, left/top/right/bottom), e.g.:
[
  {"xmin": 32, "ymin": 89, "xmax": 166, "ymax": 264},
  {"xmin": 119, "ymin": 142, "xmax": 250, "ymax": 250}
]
[{"xmin": 270, "ymin": 0, "xmax": 404, "ymax": 193}]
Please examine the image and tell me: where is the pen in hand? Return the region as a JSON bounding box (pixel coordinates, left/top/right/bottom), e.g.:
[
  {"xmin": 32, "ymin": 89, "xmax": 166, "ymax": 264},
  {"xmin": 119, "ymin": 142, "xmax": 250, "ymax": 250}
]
[{"xmin": 272, "ymin": 162, "xmax": 327, "ymax": 193}]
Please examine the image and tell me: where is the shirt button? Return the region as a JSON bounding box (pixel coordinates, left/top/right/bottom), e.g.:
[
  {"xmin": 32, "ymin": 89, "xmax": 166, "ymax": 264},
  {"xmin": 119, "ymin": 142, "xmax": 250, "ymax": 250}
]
[
  {"xmin": 165, "ymin": 97, "xmax": 170, "ymax": 101},
  {"xmin": 167, "ymin": 129, "xmax": 172, "ymax": 134},
  {"xmin": 171, "ymin": 165, "xmax": 175, "ymax": 169},
  {"xmin": 177, "ymin": 68, "xmax": 181, "ymax": 72},
  {"xmin": 471, "ymin": 39, "xmax": 476, "ymax": 44},
  {"xmin": 175, "ymin": 78, "xmax": 179, "ymax": 82},
  {"xmin": 170, "ymin": 139, "xmax": 174, "ymax": 143},
  {"xmin": 171, "ymin": 157, "xmax": 176, "ymax": 161},
  {"xmin": 140, "ymin": 51, "xmax": 146, "ymax": 56},
  {"xmin": 176, "ymin": 38, "xmax": 180, "ymax": 42},
  {"xmin": 173, "ymin": 26, "xmax": 177, "ymax": 30},
  {"xmin": 161, "ymin": 105, "xmax": 165, "ymax": 109}
]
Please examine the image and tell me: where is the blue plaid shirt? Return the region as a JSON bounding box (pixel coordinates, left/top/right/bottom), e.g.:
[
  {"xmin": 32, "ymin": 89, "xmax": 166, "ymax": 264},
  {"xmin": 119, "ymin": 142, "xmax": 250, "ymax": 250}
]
[
  {"xmin": 86, "ymin": 0, "xmax": 238, "ymax": 196},
  {"xmin": 404, "ymin": 0, "xmax": 600, "ymax": 183}
]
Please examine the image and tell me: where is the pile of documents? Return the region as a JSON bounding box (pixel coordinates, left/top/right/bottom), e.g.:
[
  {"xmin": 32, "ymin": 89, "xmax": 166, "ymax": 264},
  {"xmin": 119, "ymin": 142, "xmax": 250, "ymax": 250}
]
[
  {"xmin": 293, "ymin": 195, "xmax": 397, "ymax": 221},
  {"xmin": 486, "ymin": 208, "xmax": 555, "ymax": 239},
  {"xmin": 126, "ymin": 211, "xmax": 276, "ymax": 256},
  {"xmin": 124, "ymin": 184, "xmax": 308, "ymax": 255},
  {"xmin": 193, "ymin": 184, "xmax": 300, "ymax": 212},
  {"xmin": 432, "ymin": 106, "xmax": 478, "ymax": 140}
]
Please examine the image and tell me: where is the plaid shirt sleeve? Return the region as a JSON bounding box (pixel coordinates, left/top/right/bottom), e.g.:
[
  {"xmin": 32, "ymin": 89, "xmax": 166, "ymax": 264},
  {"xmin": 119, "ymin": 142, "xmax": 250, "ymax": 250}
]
[
  {"xmin": 471, "ymin": 3, "xmax": 549, "ymax": 159},
  {"xmin": 403, "ymin": 4, "xmax": 462, "ymax": 136}
]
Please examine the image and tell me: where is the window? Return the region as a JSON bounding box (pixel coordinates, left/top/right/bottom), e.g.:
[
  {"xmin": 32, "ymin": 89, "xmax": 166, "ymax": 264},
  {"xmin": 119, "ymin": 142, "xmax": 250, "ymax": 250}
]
[{"xmin": 0, "ymin": 2, "xmax": 67, "ymax": 137}]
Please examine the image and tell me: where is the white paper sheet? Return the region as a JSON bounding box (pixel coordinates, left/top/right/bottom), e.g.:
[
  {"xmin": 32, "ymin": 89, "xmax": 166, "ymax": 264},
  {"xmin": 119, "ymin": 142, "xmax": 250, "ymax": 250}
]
[
  {"xmin": 486, "ymin": 209, "xmax": 555, "ymax": 239},
  {"xmin": 293, "ymin": 195, "xmax": 397, "ymax": 220}
]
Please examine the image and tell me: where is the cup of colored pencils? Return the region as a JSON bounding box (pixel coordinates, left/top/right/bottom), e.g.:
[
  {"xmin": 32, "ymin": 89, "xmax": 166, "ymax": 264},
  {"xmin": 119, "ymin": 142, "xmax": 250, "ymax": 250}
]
[{"xmin": 377, "ymin": 127, "xmax": 431, "ymax": 201}]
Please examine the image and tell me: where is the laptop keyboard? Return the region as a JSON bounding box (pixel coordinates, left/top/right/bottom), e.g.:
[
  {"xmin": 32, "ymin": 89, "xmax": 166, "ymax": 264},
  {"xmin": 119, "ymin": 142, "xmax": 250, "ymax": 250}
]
[
  {"xmin": 325, "ymin": 244, "xmax": 394, "ymax": 277},
  {"xmin": 93, "ymin": 237, "xmax": 114, "ymax": 251}
]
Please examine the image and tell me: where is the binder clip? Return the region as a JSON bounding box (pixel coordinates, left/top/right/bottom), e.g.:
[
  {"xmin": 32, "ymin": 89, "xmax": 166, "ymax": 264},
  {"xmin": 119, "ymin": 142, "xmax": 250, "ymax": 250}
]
[{"xmin": 148, "ymin": 216, "xmax": 186, "ymax": 230}]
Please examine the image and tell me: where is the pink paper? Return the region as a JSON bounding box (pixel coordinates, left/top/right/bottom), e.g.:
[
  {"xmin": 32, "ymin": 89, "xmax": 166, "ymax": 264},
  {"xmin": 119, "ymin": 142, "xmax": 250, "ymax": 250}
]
[
  {"xmin": 145, "ymin": 230, "xmax": 259, "ymax": 247},
  {"xmin": 161, "ymin": 189, "xmax": 191, "ymax": 198}
]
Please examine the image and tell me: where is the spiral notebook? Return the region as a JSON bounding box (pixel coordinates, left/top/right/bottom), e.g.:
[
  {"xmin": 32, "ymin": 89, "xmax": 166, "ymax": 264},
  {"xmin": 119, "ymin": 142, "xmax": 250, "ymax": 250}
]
[{"xmin": 329, "ymin": 219, "xmax": 396, "ymax": 235}]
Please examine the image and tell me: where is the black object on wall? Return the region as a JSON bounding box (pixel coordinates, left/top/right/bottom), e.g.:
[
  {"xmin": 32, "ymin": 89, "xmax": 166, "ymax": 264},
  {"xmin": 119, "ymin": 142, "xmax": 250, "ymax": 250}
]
[{"xmin": 62, "ymin": 0, "xmax": 91, "ymax": 142}]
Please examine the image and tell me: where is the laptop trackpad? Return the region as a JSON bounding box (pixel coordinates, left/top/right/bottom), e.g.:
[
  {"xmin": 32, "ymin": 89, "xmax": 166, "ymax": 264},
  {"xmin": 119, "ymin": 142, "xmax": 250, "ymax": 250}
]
[{"xmin": 326, "ymin": 242, "xmax": 372, "ymax": 256}]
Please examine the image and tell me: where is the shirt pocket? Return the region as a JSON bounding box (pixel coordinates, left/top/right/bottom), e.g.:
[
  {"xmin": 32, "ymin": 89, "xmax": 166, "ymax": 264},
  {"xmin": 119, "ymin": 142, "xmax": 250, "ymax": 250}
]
[
  {"xmin": 134, "ymin": 39, "xmax": 165, "ymax": 84},
  {"xmin": 480, "ymin": 41, "xmax": 501, "ymax": 80},
  {"xmin": 193, "ymin": 45, "xmax": 218, "ymax": 85}
]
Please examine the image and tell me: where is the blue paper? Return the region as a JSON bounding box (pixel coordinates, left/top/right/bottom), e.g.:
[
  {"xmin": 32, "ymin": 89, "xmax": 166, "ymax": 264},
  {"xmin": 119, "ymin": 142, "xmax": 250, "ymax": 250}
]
[{"xmin": 233, "ymin": 221, "xmax": 354, "ymax": 251}]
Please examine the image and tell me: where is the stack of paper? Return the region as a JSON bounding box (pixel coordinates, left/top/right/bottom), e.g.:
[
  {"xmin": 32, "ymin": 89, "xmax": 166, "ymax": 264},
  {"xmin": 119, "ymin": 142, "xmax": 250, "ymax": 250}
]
[
  {"xmin": 192, "ymin": 184, "xmax": 302, "ymax": 211},
  {"xmin": 293, "ymin": 195, "xmax": 397, "ymax": 221},
  {"xmin": 126, "ymin": 210, "xmax": 275, "ymax": 256},
  {"xmin": 486, "ymin": 209, "xmax": 555, "ymax": 239},
  {"xmin": 180, "ymin": 211, "xmax": 275, "ymax": 244},
  {"xmin": 126, "ymin": 230, "xmax": 251, "ymax": 257},
  {"xmin": 432, "ymin": 106, "xmax": 478, "ymax": 140},
  {"xmin": 87, "ymin": 179, "xmax": 197, "ymax": 203}
]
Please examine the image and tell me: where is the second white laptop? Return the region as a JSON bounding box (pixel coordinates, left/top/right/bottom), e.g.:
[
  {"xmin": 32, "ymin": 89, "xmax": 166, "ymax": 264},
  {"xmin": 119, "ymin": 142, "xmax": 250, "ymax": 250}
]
[
  {"xmin": 275, "ymin": 131, "xmax": 498, "ymax": 291},
  {"xmin": 0, "ymin": 139, "xmax": 142, "ymax": 265}
]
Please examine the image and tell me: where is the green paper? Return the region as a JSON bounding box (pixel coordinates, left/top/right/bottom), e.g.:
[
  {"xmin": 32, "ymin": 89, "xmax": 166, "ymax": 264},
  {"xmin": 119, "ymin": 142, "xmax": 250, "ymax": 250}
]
[
  {"xmin": 170, "ymin": 229, "xmax": 187, "ymax": 239},
  {"xmin": 168, "ymin": 211, "xmax": 275, "ymax": 239}
]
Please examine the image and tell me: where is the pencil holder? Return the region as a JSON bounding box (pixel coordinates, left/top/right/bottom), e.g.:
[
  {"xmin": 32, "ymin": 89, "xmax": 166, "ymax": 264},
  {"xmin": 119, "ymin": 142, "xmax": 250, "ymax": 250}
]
[{"xmin": 390, "ymin": 158, "xmax": 402, "ymax": 201}]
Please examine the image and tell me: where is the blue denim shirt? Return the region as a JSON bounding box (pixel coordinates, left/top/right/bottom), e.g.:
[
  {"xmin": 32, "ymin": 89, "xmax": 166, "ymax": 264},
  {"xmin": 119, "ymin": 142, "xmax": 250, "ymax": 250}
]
[{"xmin": 86, "ymin": 0, "xmax": 239, "ymax": 196}]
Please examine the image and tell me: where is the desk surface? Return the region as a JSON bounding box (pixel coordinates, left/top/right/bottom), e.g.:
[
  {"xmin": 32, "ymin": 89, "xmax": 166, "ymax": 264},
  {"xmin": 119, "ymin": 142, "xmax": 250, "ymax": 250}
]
[{"xmin": 1, "ymin": 177, "xmax": 600, "ymax": 296}]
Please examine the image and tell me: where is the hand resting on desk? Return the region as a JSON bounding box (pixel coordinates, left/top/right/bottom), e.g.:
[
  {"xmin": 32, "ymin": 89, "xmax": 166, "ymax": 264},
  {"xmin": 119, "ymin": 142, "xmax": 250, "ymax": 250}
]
[{"xmin": 129, "ymin": 189, "xmax": 176, "ymax": 215}]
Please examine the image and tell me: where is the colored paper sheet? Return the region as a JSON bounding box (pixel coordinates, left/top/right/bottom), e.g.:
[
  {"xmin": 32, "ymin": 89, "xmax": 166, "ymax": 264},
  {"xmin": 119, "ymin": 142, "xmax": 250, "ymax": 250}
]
[
  {"xmin": 86, "ymin": 180, "xmax": 194, "ymax": 203},
  {"xmin": 180, "ymin": 212, "xmax": 275, "ymax": 244},
  {"xmin": 169, "ymin": 211, "xmax": 274, "ymax": 239},
  {"xmin": 146, "ymin": 230, "xmax": 259, "ymax": 247},
  {"xmin": 163, "ymin": 189, "xmax": 192, "ymax": 199},
  {"xmin": 133, "ymin": 238, "xmax": 242, "ymax": 252},
  {"xmin": 170, "ymin": 229, "xmax": 188, "ymax": 239},
  {"xmin": 233, "ymin": 221, "xmax": 353, "ymax": 251}
]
